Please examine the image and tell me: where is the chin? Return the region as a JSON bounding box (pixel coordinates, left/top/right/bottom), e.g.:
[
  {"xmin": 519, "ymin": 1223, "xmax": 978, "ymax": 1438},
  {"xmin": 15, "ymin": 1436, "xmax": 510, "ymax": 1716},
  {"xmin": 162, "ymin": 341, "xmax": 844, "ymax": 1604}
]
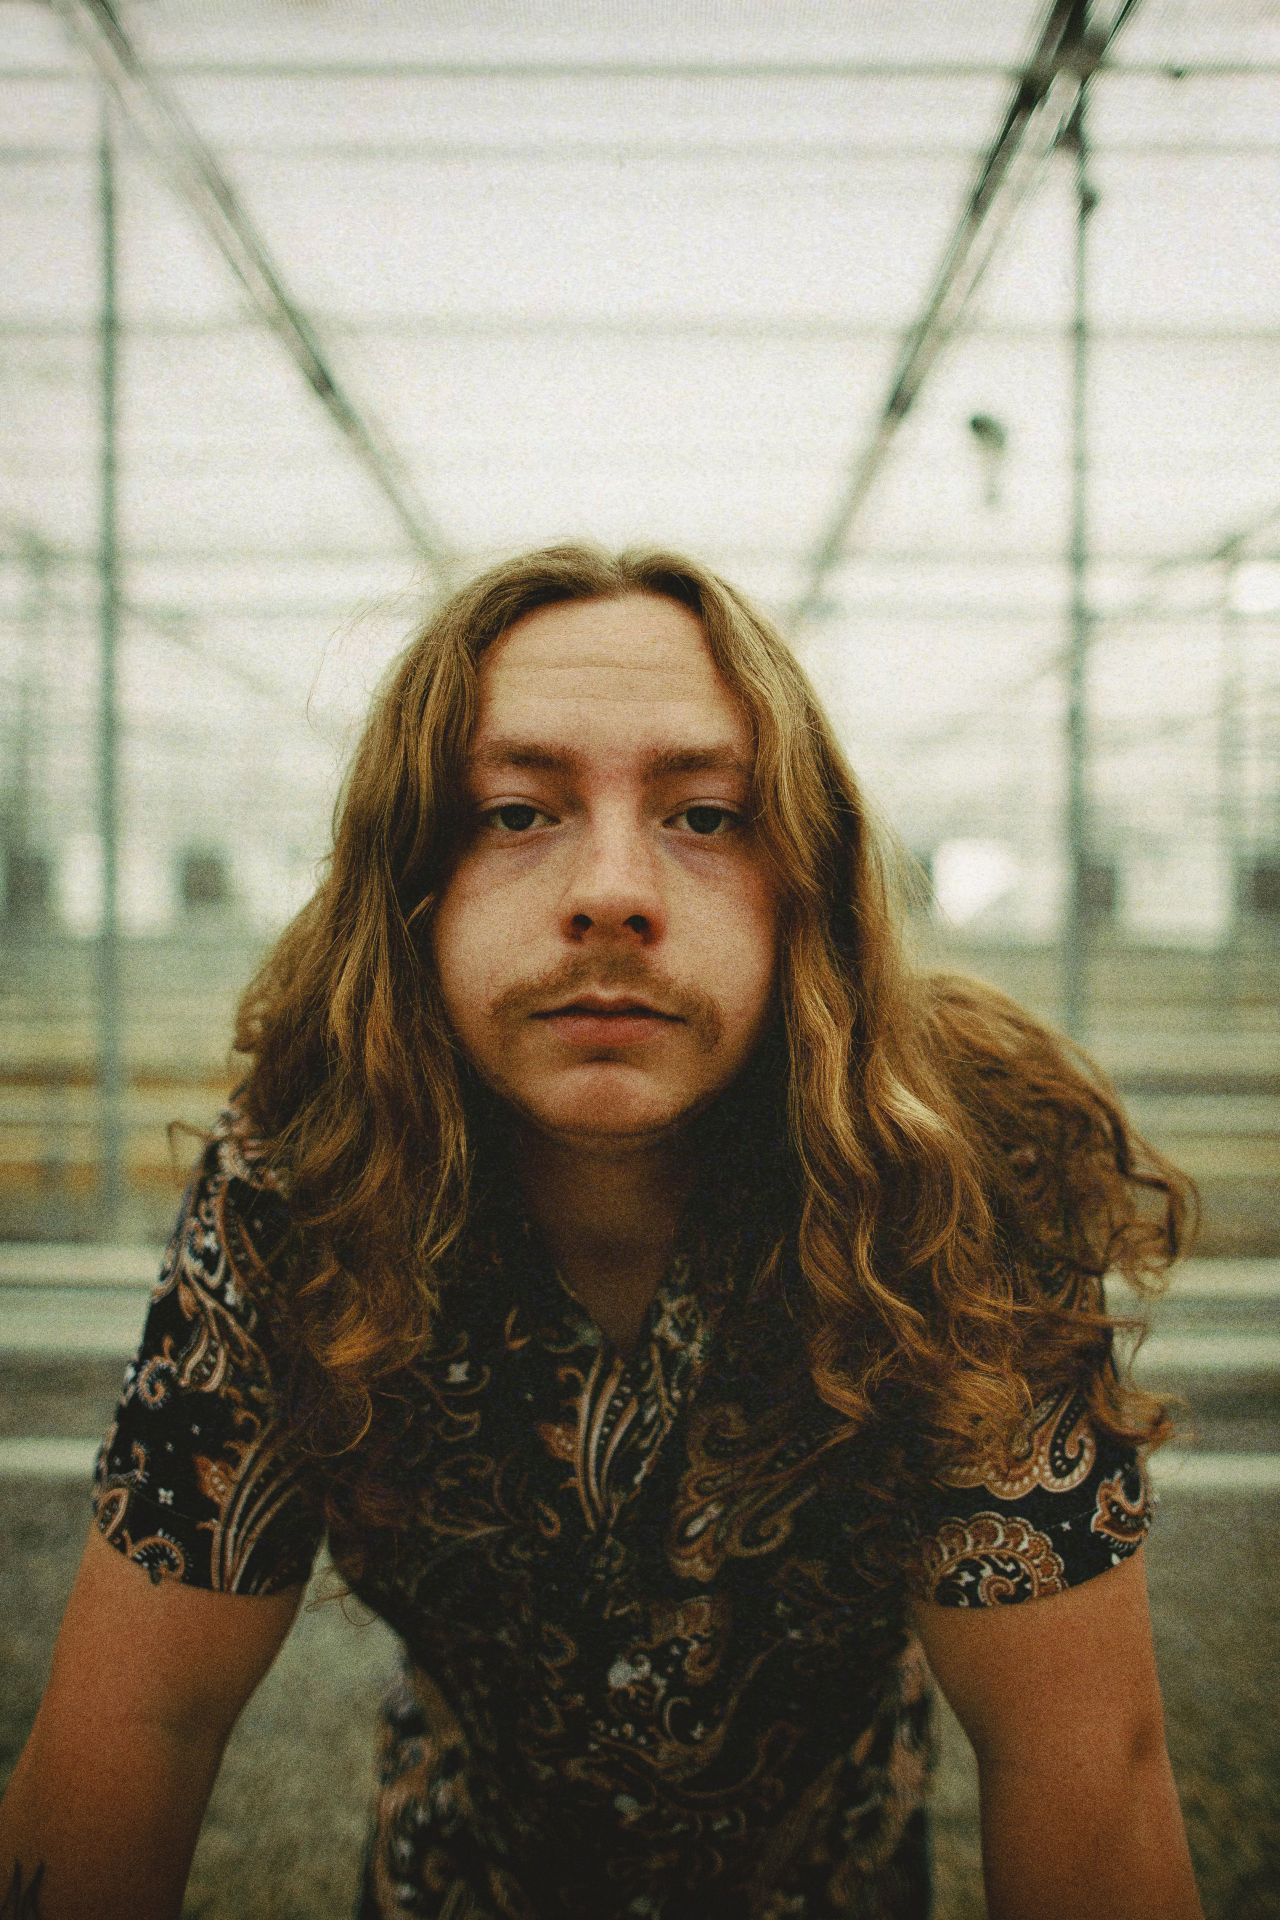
[
  {"xmin": 537, "ymin": 1103, "xmax": 688, "ymax": 1146},
  {"xmin": 517, "ymin": 1074, "xmax": 711, "ymax": 1145}
]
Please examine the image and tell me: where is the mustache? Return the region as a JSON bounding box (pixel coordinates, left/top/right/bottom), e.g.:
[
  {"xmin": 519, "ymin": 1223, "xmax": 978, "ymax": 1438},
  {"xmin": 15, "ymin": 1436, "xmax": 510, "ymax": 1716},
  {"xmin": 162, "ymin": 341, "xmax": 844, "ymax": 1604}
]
[{"xmin": 491, "ymin": 961, "xmax": 724, "ymax": 1051}]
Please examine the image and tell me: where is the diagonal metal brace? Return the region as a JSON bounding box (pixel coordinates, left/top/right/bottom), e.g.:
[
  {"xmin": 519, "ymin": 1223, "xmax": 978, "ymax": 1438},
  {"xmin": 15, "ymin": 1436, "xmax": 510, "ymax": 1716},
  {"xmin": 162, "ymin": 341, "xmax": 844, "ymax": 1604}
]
[
  {"xmin": 52, "ymin": 0, "xmax": 457, "ymax": 588},
  {"xmin": 790, "ymin": 0, "xmax": 1141, "ymax": 626}
]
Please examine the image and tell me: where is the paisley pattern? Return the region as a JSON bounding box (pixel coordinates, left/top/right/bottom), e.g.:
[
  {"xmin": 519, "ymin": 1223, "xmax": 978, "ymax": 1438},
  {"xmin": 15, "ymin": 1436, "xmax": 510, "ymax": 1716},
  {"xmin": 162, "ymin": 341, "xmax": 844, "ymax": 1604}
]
[
  {"xmin": 914, "ymin": 1387, "xmax": 1154, "ymax": 1611},
  {"xmin": 93, "ymin": 1117, "xmax": 317, "ymax": 1594},
  {"xmin": 933, "ymin": 1386, "xmax": 1097, "ymax": 1502},
  {"xmin": 93, "ymin": 1107, "xmax": 1154, "ymax": 1918},
  {"xmin": 1091, "ymin": 1457, "xmax": 1153, "ymax": 1549},
  {"xmin": 919, "ymin": 1512, "xmax": 1067, "ymax": 1606}
]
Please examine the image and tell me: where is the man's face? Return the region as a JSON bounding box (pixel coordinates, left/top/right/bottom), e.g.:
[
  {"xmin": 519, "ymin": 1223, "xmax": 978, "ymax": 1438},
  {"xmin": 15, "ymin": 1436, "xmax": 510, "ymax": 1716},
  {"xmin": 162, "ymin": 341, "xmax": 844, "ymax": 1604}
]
[{"xmin": 430, "ymin": 593, "xmax": 780, "ymax": 1146}]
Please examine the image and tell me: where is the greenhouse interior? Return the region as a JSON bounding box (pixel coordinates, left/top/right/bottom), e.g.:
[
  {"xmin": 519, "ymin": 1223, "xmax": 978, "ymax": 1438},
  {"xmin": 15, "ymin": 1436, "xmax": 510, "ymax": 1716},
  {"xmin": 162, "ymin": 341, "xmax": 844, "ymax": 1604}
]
[{"xmin": 1, "ymin": 3, "xmax": 1277, "ymax": 1916}]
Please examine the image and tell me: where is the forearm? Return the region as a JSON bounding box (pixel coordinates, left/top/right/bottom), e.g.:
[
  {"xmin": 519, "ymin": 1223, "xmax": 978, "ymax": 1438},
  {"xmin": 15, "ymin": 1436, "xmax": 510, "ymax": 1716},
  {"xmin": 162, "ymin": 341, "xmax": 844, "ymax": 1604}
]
[
  {"xmin": 0, "ymin": 1712, "xmax": 225, "ymax": 1920},
  {"xmin": 978, "ymin": 1739, "xmax": 1203, "ymax": 1920}
]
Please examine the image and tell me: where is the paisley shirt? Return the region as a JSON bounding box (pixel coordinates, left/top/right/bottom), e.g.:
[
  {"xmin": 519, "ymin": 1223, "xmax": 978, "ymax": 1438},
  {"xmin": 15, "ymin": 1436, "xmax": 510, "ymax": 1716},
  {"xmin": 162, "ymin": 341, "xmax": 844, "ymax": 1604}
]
[{"xmin": 93, "ymin": 1108, "xmax": 1153, "ymax": 1920}]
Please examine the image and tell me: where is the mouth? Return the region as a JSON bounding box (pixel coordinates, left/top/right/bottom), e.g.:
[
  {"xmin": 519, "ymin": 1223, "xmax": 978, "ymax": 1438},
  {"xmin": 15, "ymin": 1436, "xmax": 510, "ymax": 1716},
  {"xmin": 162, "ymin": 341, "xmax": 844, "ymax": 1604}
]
[
  {"xmin": 538, "ymin": 998, "xmax": 679, "ymax": 1020},
  {"xmin": 533, "ymin": 996, "xmax": 682, "ymax": 1040}
]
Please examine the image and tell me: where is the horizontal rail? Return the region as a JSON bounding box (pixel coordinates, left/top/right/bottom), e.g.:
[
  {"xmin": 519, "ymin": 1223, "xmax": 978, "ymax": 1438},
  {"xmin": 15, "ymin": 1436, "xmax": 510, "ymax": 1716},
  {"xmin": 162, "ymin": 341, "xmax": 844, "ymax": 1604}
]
[
  {"xmin": 0, "ymin": 1102, "xmax": 1267, "ymax": 1137},
  {"xmin": 1139, "ymin": 1333, "xmax": 1280, "ymax": 1374},
  {"xmin": 2, "ymin": 1249, "xmax": 1279, "ymax": 1295},
  {"xmin": 2, "ymin": 1435, "xmax": 1275, "ymax": 1491},
  {"xmin": 0, "ymin": 1243, "xmax": 159, "ymax": 1286}
]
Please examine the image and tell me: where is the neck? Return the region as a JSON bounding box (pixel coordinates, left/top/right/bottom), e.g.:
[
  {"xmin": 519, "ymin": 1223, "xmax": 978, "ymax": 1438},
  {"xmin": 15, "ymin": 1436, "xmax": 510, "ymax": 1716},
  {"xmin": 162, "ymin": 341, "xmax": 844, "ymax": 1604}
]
[{"xmin": 512, "ymin": 1124, "xmax": 699, "ymax": 1298}]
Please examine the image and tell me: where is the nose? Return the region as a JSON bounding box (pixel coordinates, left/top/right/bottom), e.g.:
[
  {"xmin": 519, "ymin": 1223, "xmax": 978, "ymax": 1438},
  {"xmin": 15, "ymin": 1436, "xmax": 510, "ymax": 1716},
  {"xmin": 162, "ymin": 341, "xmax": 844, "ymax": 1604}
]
[{"xmin": 560, "ymin": 810, "xmax": 665, "ymax": 946}]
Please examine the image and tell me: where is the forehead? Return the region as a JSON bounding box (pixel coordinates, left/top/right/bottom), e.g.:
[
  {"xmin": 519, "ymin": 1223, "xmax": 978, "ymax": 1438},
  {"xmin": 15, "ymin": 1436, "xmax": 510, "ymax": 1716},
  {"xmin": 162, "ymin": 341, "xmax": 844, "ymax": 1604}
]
[{"xmin": 471, "ymin": 592, "xmax": 752, "ymax": 761}]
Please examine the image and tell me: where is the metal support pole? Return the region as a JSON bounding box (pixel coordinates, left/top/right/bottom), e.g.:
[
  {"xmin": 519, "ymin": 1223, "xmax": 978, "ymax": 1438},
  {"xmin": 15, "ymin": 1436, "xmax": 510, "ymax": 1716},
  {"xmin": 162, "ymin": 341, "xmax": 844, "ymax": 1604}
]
[
  {"xmin": 1061, "ymin": 83, "xmax": 1097, "ymax": 1045},
  {"xmin": 57, "ymin": 0, "xmax": 454, "ymax": 589},
  {"xmin": 1217, "ymin": 556, "xmax": 1245, "ymax": 1009},
  {"xmin": 96, "ymin": 109, "xmax": 126, "ymax": 1236},
  {"xmin": 11, "ymin": 537, "xmax": 49, "ymax": 859}
]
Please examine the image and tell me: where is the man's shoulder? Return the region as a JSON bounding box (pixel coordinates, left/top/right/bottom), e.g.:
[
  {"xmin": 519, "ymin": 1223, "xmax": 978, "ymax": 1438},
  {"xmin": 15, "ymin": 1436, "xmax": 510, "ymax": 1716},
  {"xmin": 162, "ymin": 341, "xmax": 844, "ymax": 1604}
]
[
  {"xmin": 177, "ymin": 1095, "xmax": 295, "ymax": 1289},
  {"xmin": 206, "ymin": 1094, "xmax": 289, "ymax": 1194}
]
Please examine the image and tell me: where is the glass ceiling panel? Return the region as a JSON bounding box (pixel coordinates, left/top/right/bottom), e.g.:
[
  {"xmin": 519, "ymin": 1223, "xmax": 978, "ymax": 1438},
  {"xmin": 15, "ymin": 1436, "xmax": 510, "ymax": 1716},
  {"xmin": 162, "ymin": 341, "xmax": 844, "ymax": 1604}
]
[
  {"xmin": 162, "ymin": 72, "xmax": 1017, "ymax": 154},
  {"xmin": 1, "ymin": 0, "xmax": 1276, "ymax": 960},
  {"xmin": 94, "ymin": 0, "xmax": 1049, "ymax": 70},
  {"xmin": 1090, "ymin": 70, "xmax": 1280, "ymax": 146},
  {"xmin": 1113, "ymin": 0, "xmax": 1280, "ymax": 66},
  {"xmin": 1090, "ymin": 151, "xmax": 1280, "ymax": 328}
]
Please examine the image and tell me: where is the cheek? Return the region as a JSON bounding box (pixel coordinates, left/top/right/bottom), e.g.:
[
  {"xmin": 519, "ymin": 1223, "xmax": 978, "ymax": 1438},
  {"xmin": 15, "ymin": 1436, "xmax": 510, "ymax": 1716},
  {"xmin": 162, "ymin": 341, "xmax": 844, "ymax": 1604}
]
[
  {"xmin": 431, "ymin": 851, "xmax": 527, "ymax": 961},
  {"xmin": 701, "ymin": 875, "xmax": 778, "ymax": 1019},
  {"xmin": 429, "ymin": 888, "xmax": 487, "ymax": 1023},
  {"xmin": 746, "ymin": 881, "xmax": 781, "ymax": 1006}
]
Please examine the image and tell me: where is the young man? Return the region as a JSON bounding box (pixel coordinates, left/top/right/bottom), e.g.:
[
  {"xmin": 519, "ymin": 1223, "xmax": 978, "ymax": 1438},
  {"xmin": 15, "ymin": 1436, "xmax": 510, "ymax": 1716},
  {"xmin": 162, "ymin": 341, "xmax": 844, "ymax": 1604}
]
[{"xmin": 1, "ymin": 545, "xmax": 1203, "ymax": 1919}]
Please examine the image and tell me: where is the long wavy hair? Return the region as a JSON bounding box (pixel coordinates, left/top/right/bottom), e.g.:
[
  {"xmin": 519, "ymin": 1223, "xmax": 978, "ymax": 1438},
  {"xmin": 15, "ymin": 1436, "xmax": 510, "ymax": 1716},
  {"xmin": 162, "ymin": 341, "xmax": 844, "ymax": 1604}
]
[{"xmin": 234, "ymin": 542, "xmax": 1194, "ymax": 1579}]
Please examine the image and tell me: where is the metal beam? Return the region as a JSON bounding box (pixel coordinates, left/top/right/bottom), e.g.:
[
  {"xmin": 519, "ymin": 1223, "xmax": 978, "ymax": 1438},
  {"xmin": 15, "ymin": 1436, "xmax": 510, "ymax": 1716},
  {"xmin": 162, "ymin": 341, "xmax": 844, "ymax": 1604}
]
[
  {"xmin": 789, "ymin": 0, "xmax": 1141, "ymax": 625},
  {"xmin": 889, "ymin": 493, "xmax": 1280, "ymax": 758},
  {"xmin": 52, "ymin": 0, "xmax": 454, "ymax": 588},
  {"xmin": 95, "ymin": 109, "xmax": 126, "ymax": 1237},
  {"xmin": 5, "ymin": 136, "xmax": 1280, "ymax": 165},
  {"xmin": 4, "ymin": 312, "xmax": 1279, "ymax": 344},
  {"xmin": 8, "ymin": 534, "xmax": 1279, "ymax": 572},
  {"xmin": 1061, "ymin": 70, "xmax": 1096, "ymax": 1044},
  {"xmin": 2, "ymin": 588, "xmax": 1274, "ymax": 635},
  {"xmin": 1216, "ymin": 558, "xmax": 1246, "ymax": 1010},
  {"xmin": 0, "ymin": 519, "xmax": 329, "ymax": 720},
  {"xmin": 0, "ymin": 59, "xmax": 1054, "ymax": 83},
  {"xmin": 3, "ymin": 56, "xmax": 1274, "ymax": 81}
]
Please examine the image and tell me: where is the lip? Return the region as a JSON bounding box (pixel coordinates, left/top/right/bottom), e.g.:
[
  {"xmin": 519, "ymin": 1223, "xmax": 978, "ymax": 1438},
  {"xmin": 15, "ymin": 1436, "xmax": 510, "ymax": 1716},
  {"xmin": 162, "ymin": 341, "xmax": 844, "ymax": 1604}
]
[
  {"xmin": 540, "ymin": 1007, "xmax": 678, "ymax": 1045},
  {"xmin": 537, "ymin": 996, "xmax": 678, "ymax": 1019}
]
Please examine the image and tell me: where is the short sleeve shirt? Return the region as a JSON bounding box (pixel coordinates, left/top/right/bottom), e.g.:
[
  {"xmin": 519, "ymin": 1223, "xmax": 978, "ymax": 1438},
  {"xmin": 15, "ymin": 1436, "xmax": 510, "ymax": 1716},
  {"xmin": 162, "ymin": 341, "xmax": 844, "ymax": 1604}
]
[
  {"xmin": 93, "ymin": 1108, "xmax": 1153, "ymax": 1920},
  {"xmin": 93, "ymin": 1113, "xmax": 320, "ymax": 1594}
]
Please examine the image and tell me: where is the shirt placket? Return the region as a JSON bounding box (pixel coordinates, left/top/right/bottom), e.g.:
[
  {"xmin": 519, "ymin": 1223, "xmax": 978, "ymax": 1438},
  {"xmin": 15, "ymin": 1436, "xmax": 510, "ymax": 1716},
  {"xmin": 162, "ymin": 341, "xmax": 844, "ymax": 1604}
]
[{"xmin": 574, "ymin": 1241, "xmax": 738, "ymax": 1571}]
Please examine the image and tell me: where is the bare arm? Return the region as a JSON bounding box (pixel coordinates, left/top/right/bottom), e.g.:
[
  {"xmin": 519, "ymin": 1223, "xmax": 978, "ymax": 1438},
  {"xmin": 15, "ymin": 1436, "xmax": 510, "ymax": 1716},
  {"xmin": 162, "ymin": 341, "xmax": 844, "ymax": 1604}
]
[
  {"xmin": 913, "ymin": 1548, "xmax": 1202, "ymax": 1920},
  {"xmin": 0, "ymin": 1525, "xmax": 304, "ymax": 1920}
]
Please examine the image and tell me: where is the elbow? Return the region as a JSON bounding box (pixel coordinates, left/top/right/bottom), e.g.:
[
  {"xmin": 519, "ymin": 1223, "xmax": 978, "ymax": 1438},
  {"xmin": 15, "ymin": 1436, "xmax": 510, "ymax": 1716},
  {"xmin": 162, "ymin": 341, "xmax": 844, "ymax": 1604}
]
[{"xmin": 1123, "ymin": 1695, "xmax": 1173, "ymax": 1783}]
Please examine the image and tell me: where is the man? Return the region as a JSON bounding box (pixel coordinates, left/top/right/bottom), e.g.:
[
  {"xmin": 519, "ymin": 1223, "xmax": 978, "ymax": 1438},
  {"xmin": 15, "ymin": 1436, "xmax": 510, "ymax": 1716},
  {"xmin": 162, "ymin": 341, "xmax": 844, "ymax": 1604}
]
[{"xmin": 0, "ymin": 545, "xmax": 1203, "ymax": 1918}]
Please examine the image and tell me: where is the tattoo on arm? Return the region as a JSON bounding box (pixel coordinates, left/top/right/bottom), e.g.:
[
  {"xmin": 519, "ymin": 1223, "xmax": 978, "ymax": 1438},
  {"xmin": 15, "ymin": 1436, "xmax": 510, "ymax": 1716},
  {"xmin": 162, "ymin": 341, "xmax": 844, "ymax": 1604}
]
[{"xmin": 0, "ymin": 1861, "xmax": 45, "ymax": 1919}]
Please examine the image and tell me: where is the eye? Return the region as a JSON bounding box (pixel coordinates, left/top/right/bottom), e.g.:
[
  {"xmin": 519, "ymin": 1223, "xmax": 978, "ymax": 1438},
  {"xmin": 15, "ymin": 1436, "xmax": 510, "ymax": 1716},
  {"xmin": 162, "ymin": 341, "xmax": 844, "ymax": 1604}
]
[
  {"xmin": 671, "ymin": 805, "xmax": 741, "ymax": 837},
  {"xmin": 481, "ymin": 802, "xmax": 553, "ymax": 834}
]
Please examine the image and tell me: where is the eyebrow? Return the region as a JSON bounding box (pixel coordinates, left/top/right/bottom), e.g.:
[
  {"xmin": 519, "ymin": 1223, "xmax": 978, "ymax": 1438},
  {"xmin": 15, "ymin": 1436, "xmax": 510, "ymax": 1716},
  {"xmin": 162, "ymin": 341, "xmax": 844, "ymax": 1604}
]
[{"xmin": 468, "ymin": 738, "xmax": 753, "ymax": 782}]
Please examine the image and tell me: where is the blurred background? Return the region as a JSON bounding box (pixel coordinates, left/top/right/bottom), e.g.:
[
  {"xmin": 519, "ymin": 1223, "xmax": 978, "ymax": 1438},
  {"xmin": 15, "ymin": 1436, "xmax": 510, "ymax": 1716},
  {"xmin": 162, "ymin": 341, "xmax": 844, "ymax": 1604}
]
[
  {"xmin": 1, "ymin": 2, "xmax": 1277, "ymax": 1915},
  {"xmin": 1, "ymin": 0, "xmax": 1278, "ymax": 1249}
]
